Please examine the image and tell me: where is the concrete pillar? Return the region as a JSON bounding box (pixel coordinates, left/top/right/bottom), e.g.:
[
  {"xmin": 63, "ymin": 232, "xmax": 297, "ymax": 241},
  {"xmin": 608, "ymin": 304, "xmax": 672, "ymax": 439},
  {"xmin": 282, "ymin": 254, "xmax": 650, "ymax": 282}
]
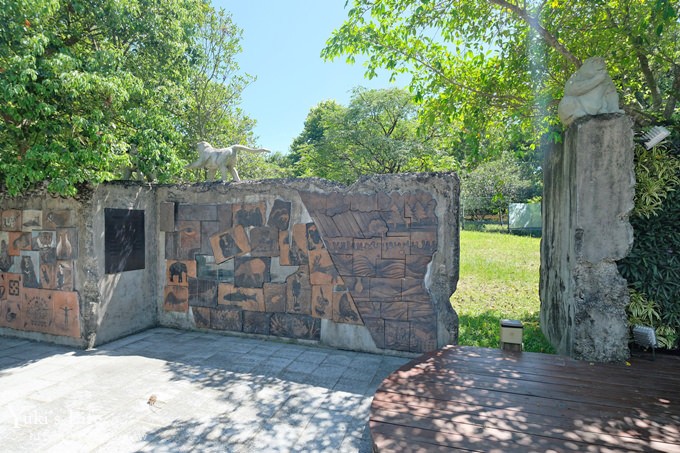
[{"xmin": 540, "ymin": 114, "xmax": 635, "ymax": 362}]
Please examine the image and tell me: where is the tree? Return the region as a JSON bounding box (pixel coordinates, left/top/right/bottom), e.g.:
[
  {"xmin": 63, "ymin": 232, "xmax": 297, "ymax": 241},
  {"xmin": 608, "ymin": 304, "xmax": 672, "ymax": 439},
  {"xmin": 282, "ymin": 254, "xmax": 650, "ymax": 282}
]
[
  {"xmin": 0, "ymin": 1, "xmax": 255, "ymax": 194},
  {"xmin": 291, "ymin": 87, "xmax": 455, "ymax": 184},
  {"xmin": 322, "ymin": 0, "xmax": 679, "ymax": 150}
]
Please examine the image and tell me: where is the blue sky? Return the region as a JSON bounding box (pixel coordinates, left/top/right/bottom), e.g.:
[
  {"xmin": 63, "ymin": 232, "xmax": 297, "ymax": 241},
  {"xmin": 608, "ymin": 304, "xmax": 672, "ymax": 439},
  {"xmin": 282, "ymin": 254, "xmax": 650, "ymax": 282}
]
[{"xmin": 214, "ymin": 0, "xmax": 406, "ymax": 154}]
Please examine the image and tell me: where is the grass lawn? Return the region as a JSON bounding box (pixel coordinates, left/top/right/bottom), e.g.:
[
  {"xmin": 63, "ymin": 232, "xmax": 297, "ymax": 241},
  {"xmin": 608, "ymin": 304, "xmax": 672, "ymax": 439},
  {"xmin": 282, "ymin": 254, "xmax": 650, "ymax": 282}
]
[{"xmin": 450, "ymin": 230, "xmax": 555, "ymax": 353}]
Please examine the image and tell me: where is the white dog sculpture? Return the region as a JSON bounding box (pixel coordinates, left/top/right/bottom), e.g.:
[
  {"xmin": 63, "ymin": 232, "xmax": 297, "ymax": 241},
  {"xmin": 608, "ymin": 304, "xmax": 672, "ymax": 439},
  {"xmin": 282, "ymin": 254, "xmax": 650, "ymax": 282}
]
[{"xmin": 186, "ymin": 141, "xmax": 270, "ymax": 182}]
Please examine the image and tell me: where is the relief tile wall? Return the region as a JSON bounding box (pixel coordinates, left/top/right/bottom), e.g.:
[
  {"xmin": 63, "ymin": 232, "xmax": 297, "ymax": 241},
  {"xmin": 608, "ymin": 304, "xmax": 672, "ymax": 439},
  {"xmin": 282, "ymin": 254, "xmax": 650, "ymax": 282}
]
[{"xmin": 0, "ymin": 209, "xmax": 80, "ymax": 338}]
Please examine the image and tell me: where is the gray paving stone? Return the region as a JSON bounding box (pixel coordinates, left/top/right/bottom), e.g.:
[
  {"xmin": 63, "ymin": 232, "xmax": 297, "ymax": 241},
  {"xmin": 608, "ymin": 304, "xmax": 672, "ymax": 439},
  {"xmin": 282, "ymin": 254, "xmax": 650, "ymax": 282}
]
[{"xmin": 0, "ymin": 327, "xmax": 409, "ymax": 452}]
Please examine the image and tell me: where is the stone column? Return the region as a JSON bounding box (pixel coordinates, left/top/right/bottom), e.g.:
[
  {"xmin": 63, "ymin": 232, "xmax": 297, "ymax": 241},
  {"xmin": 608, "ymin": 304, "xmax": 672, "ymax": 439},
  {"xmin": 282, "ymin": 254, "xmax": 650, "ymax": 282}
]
[{"xmin": 540, "ymin": 114, "xmax": 635, "ymax": 362}]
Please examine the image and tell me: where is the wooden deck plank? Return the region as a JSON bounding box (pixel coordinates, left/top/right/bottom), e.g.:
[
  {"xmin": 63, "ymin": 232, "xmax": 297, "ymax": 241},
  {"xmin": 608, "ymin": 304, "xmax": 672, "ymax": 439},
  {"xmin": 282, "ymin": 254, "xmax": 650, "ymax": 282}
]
[{"xmin": 370, "ymin": 346, "xmax": 680, "ymax": 452}]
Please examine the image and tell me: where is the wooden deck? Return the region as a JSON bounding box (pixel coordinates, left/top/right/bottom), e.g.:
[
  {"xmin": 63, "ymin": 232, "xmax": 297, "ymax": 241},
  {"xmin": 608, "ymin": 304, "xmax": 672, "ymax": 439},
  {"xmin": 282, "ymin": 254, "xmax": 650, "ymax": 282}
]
[{"xmin": 370, "ymin": 346, "xmax": 680, "ymax": 452}]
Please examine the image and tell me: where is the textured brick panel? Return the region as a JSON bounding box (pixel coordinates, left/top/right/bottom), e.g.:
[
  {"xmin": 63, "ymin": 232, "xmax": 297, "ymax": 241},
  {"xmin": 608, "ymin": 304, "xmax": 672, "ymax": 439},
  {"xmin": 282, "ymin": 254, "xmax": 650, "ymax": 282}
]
[
  {"xmin": 332, "ymin": 211, "xmax": 363, "ymax": 238},
  {"xmin": 243, "ymin": 311, "xmax": 271, "ymax": 335},
  {"xmin": 263, "ymin": 282, "xmax": 287, "ymax": 313},
  {"xmin": 405, "ymin": 191, "xmax": 437, "ymax": 229},
  {"xmin": 309, "ymin": 249, "xmax": 337, "ymax": 285},
  {"xmin": 270, "ymin": 313, "xmax": 320, "ymax": 340},
  {"xmin": 326, "ymin": 192, "xmax": 351, "ymax": 216},
  {"xmin": 192, "ymin": 306, "xmax": 210, "ymax": 329},
  {"xmin": 200, "ymin": 221, "xmax": 221, "ymax": 255},
  {"xmin": 166, "ymin": 260, "xmax": 196, "ymax": 286},
  {"xmin": 216, "ymin": 204, "xmax": 233, "ymax": 230},
  {"xmin": 407, "ymin": 302, "xmax": 436, "ymax": 322},
  {"xmin": 234, "ymin": 256, "xmax": 270, "ymax": 288},
  {"xmin": 382, "ymin": 236, "xmax": 409, "ymax": 260},
  {"xmin": 381, "ymin": 301, "xmax": 408, "ymax": 321},
  {"xmin": 227, "ymin": 287, "xmax": 265, "ymax": 312},
  {"xmin": 210, "ymin": 306, "xmax": 242, "ymax": 331},
  {"xmin": 384, "ymin": 320, "xmax": 411, "ymax": 351},
  {"xmin": 43, "ymin": 210, "xmax": 72, "ymax": 229},
  {"xmin": 352, "ymin": 254, "xmax": 377, "ymax": 277},
  {"xmin": 377, "ymin": 192, "xmax": 403, "ymax": 212},
  {"xmin": 164, "ymin": 285, "xmax": 189, "ymax": 312},
  {"xmin": 333, "ymin": 290, "xmax": 362, "ymax": 325},
  {"xmin": 267, "ymin": 199, "xmax": 292, "ymax": 231},
  {"xmin": 311, "ymin": 284, "xmax": 333, "ymax": 319},
  {"xmin": 354, "ymin": 300, "xmax": 380, "ymax": 319},
  {"xmin": 286, "ymin": 266, "xmax": 311, "ymax": 315},
  {"xmin": 299, "ymin": 191, "xmax": 327, "ymax": 214},
  {"xmin": 188, "ymin": 278, "xmax": 217, "ymax": 307},
  {"xmin": 402, "ymin": 278, "xmax": 430, "ymax": 302},
  {"xmin": 159, "ymin": 202, "xmax": 175, "ymax": 232},
  {"xmin": 324, "ymin": 237, "xmax": 353, "ymax": 255},
  {"xmin": 381, "ymin": 208, "xmax": 410, "ymax": 234},
  {"xmin": 250, "ymin": 226, "xmax": 280, "ymax": 257},
  {"xmin": 177, "ymin": 204, "xmax": 217, "ymax": 221},
  {"xmin": 313, "ymin": 213, "xmax": 341, "ymax": 238},
  {"xmin": 177, "ymin": 221, "xmax": 201, "ymax": 259},
  {"xmin": 410, "ymin": 321, "xmax": 437, "ymax": 352},
  {"xmin": 343, "ymin": 276, "xmax": 370, "ymax": 300},
  {"xmin": 2, "ymin": 210, "xmax": 22, "ymax": 232},
  {"xmin": 233, "ymin": 202, "xmax": 266, "ymax": 227},
  {"xmin": 375, "ymin": 259, "xmax": 405, "ymax": 279},
  {"xmin": 405, "ymin": 255, "xmax": 431, "ymax": 278},
  {"xmin": 410, "ymin": 231, "xmax": 437, "ymax": 256},
  {"xmin": 350, "ymin": 193, "xmax": 377, "ymax": 212},
  {"xmin": 196, "ymin": 255, "xmax": 233, "ymax": 281},
  {"xmin": 363, "ymin": 317, "xmax": 385, "ymax": 349},
  {"xmin": 210, "ymin": 225, "xmax": 250, "ymax": 263},
  {"xmin": 369, "ymin": 277, "xmax": 402, "ymax": 302},
  {"xmin": 165, "ymin": 232, "xmax": 179, "ymax": 260},
  {"xmin": 332, "ymin": 254, "xmax": 353, "ymax": 277}
]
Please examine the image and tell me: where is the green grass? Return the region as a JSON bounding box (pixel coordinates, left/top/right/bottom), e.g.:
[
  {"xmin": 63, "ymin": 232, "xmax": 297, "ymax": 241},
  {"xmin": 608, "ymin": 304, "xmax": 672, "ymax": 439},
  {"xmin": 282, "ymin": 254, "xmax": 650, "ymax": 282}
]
[{"xmin": 450, "ymin": 230, "xmax": 555, "ymax": 353}]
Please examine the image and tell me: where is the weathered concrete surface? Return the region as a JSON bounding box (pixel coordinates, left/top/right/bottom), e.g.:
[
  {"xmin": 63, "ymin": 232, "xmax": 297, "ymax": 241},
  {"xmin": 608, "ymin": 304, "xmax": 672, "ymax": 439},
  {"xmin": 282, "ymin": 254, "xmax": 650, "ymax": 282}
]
[{"xmin": 540, "ymin": 114, "xmax": 635, "ymax": 362}]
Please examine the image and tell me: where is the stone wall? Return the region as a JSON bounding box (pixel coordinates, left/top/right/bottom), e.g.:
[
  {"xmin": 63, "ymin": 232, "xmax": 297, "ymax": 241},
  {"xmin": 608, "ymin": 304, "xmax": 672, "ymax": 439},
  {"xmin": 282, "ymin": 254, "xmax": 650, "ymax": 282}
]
[
  {"xmin": 540, "ymin": 114, "xmax": 635, "ymax": 362},
  {"xmin": 0, "ymin": 173, "xmax": 460, "ymax": 354}
]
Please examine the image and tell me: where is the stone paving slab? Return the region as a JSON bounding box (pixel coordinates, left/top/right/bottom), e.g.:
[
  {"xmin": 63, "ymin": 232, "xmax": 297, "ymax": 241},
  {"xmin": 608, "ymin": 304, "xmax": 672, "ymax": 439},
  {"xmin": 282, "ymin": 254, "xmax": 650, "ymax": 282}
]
[{"xmin": 0, "ymin": 328, "xmax": 410, "ymax": 452}]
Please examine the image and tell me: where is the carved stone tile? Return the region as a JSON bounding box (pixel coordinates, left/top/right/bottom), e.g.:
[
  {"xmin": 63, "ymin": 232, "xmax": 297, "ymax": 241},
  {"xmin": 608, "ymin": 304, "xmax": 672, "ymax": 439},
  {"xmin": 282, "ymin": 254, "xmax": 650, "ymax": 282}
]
[
  {"xmin": 234, "ymin": 256, "xmax": 270, "ymax": 288},
  {"xmin": 20, "ymin": 251, "xmax": 41, "ymax": 288},
  {"xmin": 188, "ymin": 278, "xmax": 217, "ymax": 308},
  {"xmin": 22, "ymin": 288, "xmax": 52, "ymax": 332},
  {"xmin": 55, "ymin": 228, "xmax": 78, "ymax": 260},
  {"xmin": 217, "ymin": 204, "xmax": 233, "ymax": 230},
  {"xmin": 410, "ymin": 231, "xmax": 437, "ymax": 256},
  {"xmin": 192, "ymin": 306, "xmax": 210, "ymax": 329},
  {"xmin": 350, "ymin": 193, "xmax": 377, "ymax": 212},
  {"xmin": 352, "ymin": 254, "xmax": 377, "ymax": 277},
  {"xmin": 381, "ymin": 207, "xmax": 410, "ymax": 234},
  {"xmin": 0, "ymin": 299, "xmax": 21, "ymax": 329},
  {"xmin": 353, "ymin": 211, "xmax": 388, "ymax": 238},
  {"xmin": 5, "ymin": 273, "xmax": 22, "ymax": 303},
  {"xmin": 333, "ymin": 290, "xmax": 362, "ymax": 325},
  {"xmin": 363, "ymin": 317, "xmax": 385, "ymax": 349},
  {"xmin": 311, "ymin": 284, "xmax": 333, "ymax": 319},
  {"xmin": 196, "ymin": 255, "xmax": 233, "ymax": 282},
  {"xmin": 306, "ymin": 223, "xmax": 323, "ymax": 251},
  {"xmin": 309, "ymin": 249, "xmax": 338, "ymax": 285},
  {"xmin": 324, "ymin": 237, "xmax": 353, "ymax": 255},
  {"xmin": 299, "ymin": 191, "xmax": 327, "ymax": 214},
  {"xmin": 405, "ymin": 190, "xmax": 438, "ymax": 230},
  {"xmin": 165, "ymin": 232, "xmax": 179, "ymax": 260},
  {"xmin": 405, "ymin": 255, "xmax": 431, "ymax": 278},
  {"xmin": 21, "ymin": 210, "xmax": 42, "ymax": 231},
  {"xmin": 290, "ymin": 223, "xmax": 309, "ymax": 264},
  {"xmin": 233, "ymin": 202, "xmax": 265, "ymax": 227},
  {"xmin": 407, "ymin": 302, "xmax": 436, "ymax": 322},
  {"xmin": 410, "ymin": 321, "xmax": 437, "ymax": 353},
  {"xmin": 164, "ymin": 285, "xmax": 189, "ymax": 312},
  {"xmin": 243, "ymin": 311, "xmax": 271, "ymax": 335},
  {"xmin": 270, "ymin": 313, "xmax": 320, "ymax": 340},
  {"xmin": 38, "ymin": 263, "xmax": 55, "ymax": 290},
  {"xmin": 2, "ymin": 210, "xmax": 22, "ymax": 232},
  {"xmin": 43, "ymin": 210, "xmax": 72, "ymax": 229},
  {"xmin": 382, "ymin": 235, "xmax": 410, "ymax": 260},
  {"xmin": 332, "ymin": 211, "xmax": 363, "ymax": 238},
  {"xmin": 285, "ymin": 265, "xmax": 311, "ymax": 315},
  {"xmin": 177, "ymin": 220, "xmax": 201, "ymax": 259},
  {"xmin": 218, "ymin": 282, "xmax": 235, "ymax": 305},
  {"xmin": 166, "ymin": 260, "xmax": 196, "ymax": 286},
  {"xmin": 267, "ymin": 199, "xmax": 292, "ymax": 231},
  {"xmin": 200, "ymin": 221, "xmax": 221, "ymax": 255},
  {"xmin": 269, "ymin": 257, "xmax": 298, "ymax": 283},
  {"xmin": 49, "ymin": 290, "xmax": 79, "ymax": 338},
  {"xmin": 278, "ymin": 230, "xmax": 292, "ymax": 266},
  {"xmin": 56, "ymin": 261, "xmax": 73, "ymax": 291},
  {"xmin": 354, "ymin": 300, "xmax": 381, "ymax": 319},
  {"xmin": 177, "ymin": 204, "xmax": 217, "ymax": 221},
  {"xmin": 210, "ymin": 225, "xmax": 250, "ymax": 263},
  {"xmin": 332, "ymin": 254, "xmax": 353, "ymax": 277},
  {"xmin": 342, "ymin": 276, "xmax": 370, "ymax": 300},
  {"xmin": 250, "ymin": 226, "xmax": 280, "ymax": 257},
  {"xmin": 369, "ymin": 277, "xmax": 402, "ymax": 302},
  {"xmin": 381, "ymin": 301, "xmax": 408, "ymax": 321},
  {"xmin": 159, "ymin": 202, "xmax": 175, "ymax": 232},
  {"xmin": 264, "ymin": 282, "xmax": 287, "ymax": 313},
  {"xmin": 210, "ymin": 306, "xmax": 242, "ymax": 331},
  {"xmin": 353, "ymin": 238, "xmax": 382, "ymax": 259},
  {"xmin": 377, "ymin": 192, "xmax": 403, "ymax": 212},
  {"xmin": 325, "ymin": 192, "xmax": 351, "ymax": 217},
  {"xmin": 384, "ymin": 320, "xmax": 411, "ymax": 351},
  {"xmin": 9, "ymin": 232, "xmax": 32, "ymax": 255},
  {"xmin": 226, "ymin": 287, "xmax": 265, "ymax": 312},
  {"xmin": 313, "ymin": 213, "xmax": 341, "ymax": 238},
  {"xmin": 402, "ymin": 278, "xmax": 431, "ymax": 302},
  {"xmin": 375, "ymin": 259, "xmax": 405, "ymax": 279}
]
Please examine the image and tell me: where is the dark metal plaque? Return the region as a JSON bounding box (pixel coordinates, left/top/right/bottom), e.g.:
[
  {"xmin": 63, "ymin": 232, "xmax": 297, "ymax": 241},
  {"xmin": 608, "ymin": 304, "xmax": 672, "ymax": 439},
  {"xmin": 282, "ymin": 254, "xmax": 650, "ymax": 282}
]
[{"xmin": 105, "ymin": 208, "xmax": 145, "ymax": 274}]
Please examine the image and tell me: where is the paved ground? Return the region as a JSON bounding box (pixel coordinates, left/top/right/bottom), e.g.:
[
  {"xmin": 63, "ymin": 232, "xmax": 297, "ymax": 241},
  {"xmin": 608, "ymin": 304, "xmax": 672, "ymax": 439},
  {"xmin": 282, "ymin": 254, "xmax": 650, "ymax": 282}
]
[{"xmin": 0, "ymin": 328, "xmax": 410, "ymax": 452}]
